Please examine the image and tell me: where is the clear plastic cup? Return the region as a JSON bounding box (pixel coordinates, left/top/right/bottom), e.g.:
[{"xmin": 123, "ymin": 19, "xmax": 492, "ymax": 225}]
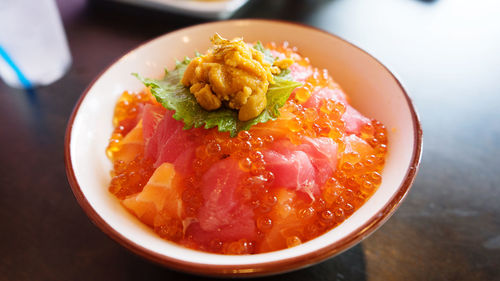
[{"xmin": 0, "ymin": 0, "xmax": 71, "ymax": 89}]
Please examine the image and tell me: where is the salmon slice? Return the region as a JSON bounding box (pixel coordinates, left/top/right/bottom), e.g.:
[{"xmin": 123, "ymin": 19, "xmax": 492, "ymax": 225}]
[
  {"xmin": 113, "ymin": 120, "xmax": 144, "ymax": 163},
  {"xmin": 258, "ymin": 188, "xmax": 315, "ymax": 252},
  {"xmin": 342, "ymin": 135, "xmax": 375, "ymax": 161},
  {"xmin": 122, "ymin": 163, "xmax": 182, "ymax": 226}
]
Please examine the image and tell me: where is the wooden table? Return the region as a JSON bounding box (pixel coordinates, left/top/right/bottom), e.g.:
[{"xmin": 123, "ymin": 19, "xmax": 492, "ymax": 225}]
[{"xmin": 1, "ymin": 0, "xmax": 499, "ymax": 280}]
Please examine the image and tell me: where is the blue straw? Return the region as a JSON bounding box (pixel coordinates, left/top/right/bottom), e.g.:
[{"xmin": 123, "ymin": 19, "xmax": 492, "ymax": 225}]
[{"xmin": 0, "ymin": 45, "xmax": 33, "ymax": 89}]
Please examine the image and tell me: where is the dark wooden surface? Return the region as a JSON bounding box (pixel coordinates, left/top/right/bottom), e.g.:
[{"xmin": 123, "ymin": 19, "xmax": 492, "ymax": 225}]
[{"xmin": 1, "ymin": 0, "xmax": 499, "ymax": 280}]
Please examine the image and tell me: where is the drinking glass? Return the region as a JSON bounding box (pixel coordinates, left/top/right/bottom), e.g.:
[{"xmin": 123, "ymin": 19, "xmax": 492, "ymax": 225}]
[{"xmin": 0, "ymin": 0, "xmax": 71, "ymax": 89}]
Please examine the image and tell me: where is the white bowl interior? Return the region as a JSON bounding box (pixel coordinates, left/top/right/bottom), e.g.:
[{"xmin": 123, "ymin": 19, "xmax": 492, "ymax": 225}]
[{"xmin": 70, "ymin": 20, "xmax": 417, "ymax": 266}]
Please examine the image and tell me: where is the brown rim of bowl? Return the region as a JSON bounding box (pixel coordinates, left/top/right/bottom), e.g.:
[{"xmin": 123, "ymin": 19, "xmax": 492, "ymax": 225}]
[{"xmin": 64, "ymin": 19, "xmax": 423, "ymax": 277}]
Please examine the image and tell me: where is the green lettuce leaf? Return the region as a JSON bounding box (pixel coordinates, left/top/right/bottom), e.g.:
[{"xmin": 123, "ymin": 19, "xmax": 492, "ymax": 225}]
[{"xmin": 134, "ymin": 50, "xmax": 301, "ymax": 137}]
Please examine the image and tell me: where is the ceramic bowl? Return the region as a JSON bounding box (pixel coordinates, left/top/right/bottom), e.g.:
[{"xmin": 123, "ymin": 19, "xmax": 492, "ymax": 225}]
[{"xmin": 65, "ymin": 19, "xmax": 422, "ymax": 277}]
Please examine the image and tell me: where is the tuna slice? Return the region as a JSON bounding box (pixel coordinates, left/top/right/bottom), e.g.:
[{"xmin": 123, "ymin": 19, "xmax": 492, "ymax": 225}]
[
  {"xmin": 142, "ymin": 103, "xmax": 166, "ymax": 143},
  {"xmin": 122, "ymin": 163, "xmax": 182, "ymax": 227},
  {"xmin": 298, "ymin": 137, "xmax": 339, "ymax": 185},
  {"xmin": 143, "ymin": 106, "xmax": 196, "ymax": 171},
  {"xmin": 187, "ymin": 158, "xmax": 256, "ymax": 245},
  {"xmin": 263, "ymin": 137, "xmax": 338, "ymax": 199},
  {"xmin": 263, "ymin": 148, "xmax": 317, "ymax": 199},
  {"xmin": 342, "ymin": 105, "xmax": 370, "ymax": 135}
]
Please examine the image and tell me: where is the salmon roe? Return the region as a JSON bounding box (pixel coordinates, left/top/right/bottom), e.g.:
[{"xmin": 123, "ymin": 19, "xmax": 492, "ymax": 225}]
[{"xmin": 107, "ymin": 43, "xmax": 388, "ymax": 254}]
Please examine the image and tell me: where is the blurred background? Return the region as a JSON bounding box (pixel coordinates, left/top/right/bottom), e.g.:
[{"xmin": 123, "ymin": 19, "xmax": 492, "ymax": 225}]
[{"xmin": 0, "ymin": 0, "xmax": 499, "ymax": 280}]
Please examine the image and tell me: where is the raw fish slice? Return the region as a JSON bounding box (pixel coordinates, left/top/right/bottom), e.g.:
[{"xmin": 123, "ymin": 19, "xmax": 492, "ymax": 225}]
[
  {"xmin": 299, "ymin": 137, "xmax": 338, "ymax": 167},
  {"xmin": 298, "ymin": 137, "xmax": 338, "ymax": 187},
  {"xmin": 122, "ymin": 163, "xmax": 182, "ymax": 226},
  {"xmin": 172, "ymin": 146, "xmax": 195, "ymax": 176},
  {"xmin": 342, "ymin": 105, "xmax": 370, "ymax": 135},
  {"xmin": 342, "ymin": 135, "xmax": 375, "ymax": 161},
  {"xmin": 142, "ymin": 104, "xmax": 166, "ymax": 143},
  {"xmin": 265, "ymin": 144, "xmax": 314, "ymax": 194},
  {"xmin": 196, "ymin": 158, "xmax": 256, "ymax": 242},
  {"xmin": 154, "ymin": 124, "xmax": 192, "ymax": 167},
  {"xmin": 144, "ymin": 109, "xmax": 199, "ymax": 169},
  {"xmin": 114, "ymin": 120, "xmax": 144, "ymax": 163},
  {"xmin": 258, "ymin": 188, "xmax": 315, "ymax": 252},
  {"xmin": 145, "ymin": 110, "xmax": 181, "ymax": 163},
  {"xmin": 264, "ymin": 137, "xmax": 339, "ymax": 198},
  {"xmin": 263, "ymin": 148, "xmax": 318, "ymax": 199},
  {"xmin": 249, "ymin": 111, "xmax": 296, "ymax": 140}
]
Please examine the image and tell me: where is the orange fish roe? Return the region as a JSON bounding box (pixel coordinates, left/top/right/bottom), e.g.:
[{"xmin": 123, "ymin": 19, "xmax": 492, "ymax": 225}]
[
  {"xmin": 106, "ymin": 43, "xmax": 388, "ymax": 254},
  {"xmin": 109, "ymin": 154, "xmax": 155, "ymax": 200}
]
